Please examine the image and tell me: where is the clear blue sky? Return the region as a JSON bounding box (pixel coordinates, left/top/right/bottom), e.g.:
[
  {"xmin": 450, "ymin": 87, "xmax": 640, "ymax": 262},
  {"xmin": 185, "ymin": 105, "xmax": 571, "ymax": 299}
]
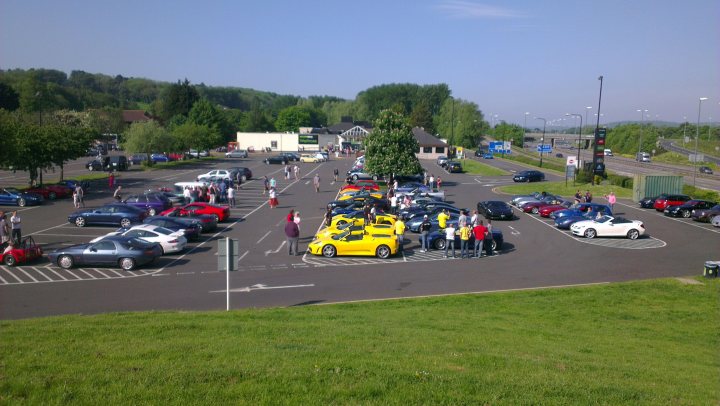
[{"xmin": 2, "ymin": 0, "xmax": 718, "ymax": 126}]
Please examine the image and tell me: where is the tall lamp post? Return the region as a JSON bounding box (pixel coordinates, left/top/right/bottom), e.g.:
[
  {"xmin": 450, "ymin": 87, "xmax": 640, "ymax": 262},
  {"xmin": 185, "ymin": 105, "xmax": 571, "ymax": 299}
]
[
  {"xmin": 636, "ymin": 109, "xmax": 648, "ymax": 159},
  {"xmin": 693, "ymin": 97, "xmax": 708, "ymax": 187},
  {"xmin": 566, "ymin": 113, "xmax": 582, "ymax": 185},
  {"xmin": 536, "ymin": 117, "xmax": 546, "ymax": 167},
  {"xmin": 523, "ymin": 112, "xmax": 529, "ymax": 148},
  {"xmin": 585, "ymin": 106, "xmax": 592, "ymax": 134}
]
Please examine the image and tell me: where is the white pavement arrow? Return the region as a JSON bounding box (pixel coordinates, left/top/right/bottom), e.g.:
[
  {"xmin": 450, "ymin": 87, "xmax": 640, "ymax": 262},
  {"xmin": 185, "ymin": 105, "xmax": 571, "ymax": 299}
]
[
  {"xmin": 508, "ymin": 226, "xmax": 521, "ymax": 236},
  {"xmin": 210, "ymin": 283, "xmax": 315, "ymax": 293},
  {"xmin": 265, "ymin": 240, "xmax": 286, "ymax": 256}
]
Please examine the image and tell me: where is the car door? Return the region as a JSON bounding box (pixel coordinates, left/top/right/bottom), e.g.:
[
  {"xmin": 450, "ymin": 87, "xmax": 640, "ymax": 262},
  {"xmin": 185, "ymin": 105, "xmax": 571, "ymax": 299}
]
[
  {"xmin": 0, "ymin": 189, "xmax": 12, "ymax": 205},
  {"xmin": 602, "ymin": 218, "xmax": 624, "ymax": 237},
  {"xmin": 84, "ymin": 240, "xmax": 118, "ymax": 266}
]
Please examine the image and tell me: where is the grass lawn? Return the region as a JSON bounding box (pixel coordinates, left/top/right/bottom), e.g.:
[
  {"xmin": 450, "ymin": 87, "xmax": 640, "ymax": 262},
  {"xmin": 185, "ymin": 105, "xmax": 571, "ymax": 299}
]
[
  {"xmin": 1, "ymin": 278, "xmax": 718, "ymax": 404},
  {"xmin": 460, "ymin": 158, "xmax": 510, "ymax": 176},
  {"xmin": 498, "ymin": 180, "xmax": 634, "ymax": 200}
]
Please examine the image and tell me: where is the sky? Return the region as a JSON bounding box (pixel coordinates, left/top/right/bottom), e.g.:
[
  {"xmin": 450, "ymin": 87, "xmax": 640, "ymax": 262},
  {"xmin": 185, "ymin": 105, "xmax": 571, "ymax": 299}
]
[{"xmin": 1, "ymin": 0, "xmax": 719, "ymax": 126}]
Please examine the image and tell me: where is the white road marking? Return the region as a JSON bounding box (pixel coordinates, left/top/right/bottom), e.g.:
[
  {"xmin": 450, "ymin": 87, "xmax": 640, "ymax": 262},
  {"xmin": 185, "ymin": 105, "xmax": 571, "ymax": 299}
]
[
  {"xmin": 265, "ymin": 240, "xmax": 287, "ymax": 256},
  {"xmin": 210, "ymin": 283, "xmax": 315, "ymax": 293},
  {"xmin": 16, "ymin": 267, "xmax": 39, "ymax": 282},
  {"xmin": 2, "ymin": 267, "xmax": 24, "ymax": 283},
  {"xmin": 256, "ymin": 230, "xmax": 272, "ymax": 244},
  {"xmin": 31, "ymin": 267, "xmax": 53, "ymax": 281}
]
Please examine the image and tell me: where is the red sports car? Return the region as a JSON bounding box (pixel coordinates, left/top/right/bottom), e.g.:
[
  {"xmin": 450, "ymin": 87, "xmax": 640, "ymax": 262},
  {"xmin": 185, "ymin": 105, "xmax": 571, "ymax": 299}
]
[
  {"xmin": 521, "ymin": 199, "xmax": 567, "ymax": 214},
  {"xmin": 340, "ymin": 180, "xmax": 380, "ymax": 192},
  {"xmin": 160, "ymin": 202, "xmax": 230, "ymax": 222},
  {"xmin": 23, "ymin": 184, "xmax": 72, "ymax": 200},
  {"xmin": 538, "ymin": 201, "xmax": 573, "ymax": 217},
  {"xmin": 0, "ymin": 236, "xmax": 43, "ymax": 266}
]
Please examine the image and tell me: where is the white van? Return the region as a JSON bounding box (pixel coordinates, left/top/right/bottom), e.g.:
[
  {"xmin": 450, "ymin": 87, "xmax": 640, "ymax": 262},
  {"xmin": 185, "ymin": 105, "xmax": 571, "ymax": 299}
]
[
  {"xmin": 603, "ymin": 149, "xmax": 613, "ymax": 156},
  {"xmin": 636, "ymin": 152, "xmax": 651, "ymax": 162}
]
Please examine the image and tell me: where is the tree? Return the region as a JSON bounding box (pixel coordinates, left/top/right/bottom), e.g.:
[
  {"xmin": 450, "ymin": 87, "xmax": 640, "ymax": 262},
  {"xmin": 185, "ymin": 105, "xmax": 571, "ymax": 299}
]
[
  {"xmin": 187, "ymin": 98, "xmax": 231, "ymax": 141},
  {"xmin": 0, "ymin": 82, "xmax": 20, "ymax": 111},
  {"xmin": 241, "ymin": 102, "xmax": 275, "ymax": 132},
  {"xmin": 122, "ymin": 121, "xmax": 175, "ymax": 160},
  {"xmin": 434, "ymin": 98, "xmax": 487, "ymax": 148},
  {"xmin": 157, "ymin": 79, "xmax": 199, "ymax": 121},
  {"xmin": 364, "ymin": 110, "xmax": 423, "ymax": 176},
  {"xmin": 493, "ymin": 122, "xmax": 524, "ymax": 148},
  {"xmin": 409, "ymin": 101, "xmax": 434, "ymax": 133},
  {"xmin": 172, "ymin": 122, "xmax": 223, "ymax": 154},
  {"xmin": 275, "ymin": 106, "xmax": 312, "ymax": 132}
]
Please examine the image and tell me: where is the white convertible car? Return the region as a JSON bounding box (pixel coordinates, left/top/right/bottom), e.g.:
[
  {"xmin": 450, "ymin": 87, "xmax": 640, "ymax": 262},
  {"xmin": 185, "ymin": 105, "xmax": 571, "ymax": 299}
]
[
  {"xmin": 90, "ymin": 224, "xmax": 187, "ymax": 254},
  {"xmin": 570, "ymin": 215, "xmax": 646, "ymax": 240}
]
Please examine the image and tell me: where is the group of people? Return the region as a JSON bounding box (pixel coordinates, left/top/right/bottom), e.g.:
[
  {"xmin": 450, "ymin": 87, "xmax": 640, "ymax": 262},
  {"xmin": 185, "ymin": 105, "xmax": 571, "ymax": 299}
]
[
  {"xmin": 421, "ymin": 209, "xmax": 495, "ymax": 259},
  {"xmin": 0, "ymin": 211, "xmax": 22, "ymax": 252}
]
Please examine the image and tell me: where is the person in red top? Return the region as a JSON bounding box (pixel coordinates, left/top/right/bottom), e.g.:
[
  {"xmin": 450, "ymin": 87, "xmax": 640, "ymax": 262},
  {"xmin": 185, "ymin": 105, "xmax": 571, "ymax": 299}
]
[
  {"xmin": 286, "ymin": 209, "xmax": 295, "ymax": 223},
  {"xmin": 472, "ymin": 220, "xmax": 487, "ymax": 258}
]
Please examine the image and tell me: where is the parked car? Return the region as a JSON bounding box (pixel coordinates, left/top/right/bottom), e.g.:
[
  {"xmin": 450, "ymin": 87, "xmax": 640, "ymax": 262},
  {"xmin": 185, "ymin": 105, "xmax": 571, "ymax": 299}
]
[
  {"xmin": 104, "ymin": 155, "xmax": 129, "ymax": 171},
  {"xmin": 307, "ymin": 229, "xmax": 399, "ymax": 259},
  {"xmin": 436, "ymin": 155, "xmax": 449, "ymax": 167},
  {"xmin": 551, "ymin": 203, "xmax": 613, "ymax": 220},
  {"xmin": 639, "ymin": 196, "xmax": 658, "ymax": 208},
  {"xmin": 653, "ymin": 194, "xmax": 691, "ymax": 211},
  {"xmin": 555, "ymin": 210, "xmax": 611, "ymax": 229},
  {"xmin": 300, "ymin": 154, "xmax": 321, "ymax": 163},
  {"xmin": 446, "ymin": 161, "xmax": 463, "ymax": 173},
  {"xmin": 197, "ymin": 169, "xmax": 234, "ymax": 182},
  {"xmin": 226, "ymin": 149, "xmax": 249, "ymax": 158},
  {"xmin": 424, "ymin": 227, "xmax": 504, "ymax": 252},
  {"xmin": 47, "ymin": 236, "xmax": 162, "ymax": 271},
  {"xmin": 571, "ymin": 216, "xmax": 645, "ymax": 240},
  {"xmin": 510, "ymin": 192, "xmax": 557, "ymax": 207},
  {"xmin": 0, "ymin": 188, "xmax": 43, "ymax": 207},
  {"xmin": 477, "ymin": 201, "xmax": 515, "ymax": 220},
  {"xmin": 23, "ymin": 184, "xmax": 72, "ymax": 200},
  {"xmin": 264, "ymin": 155, "xmax": 289, "ymax": 165},
  {"xmin": 483, "ymin": 153, "xmax": 494, "ymax": 159},
  {"xmin": 86, "ymin": 159, "xmax": 104, "ymax": 171},
  {"xmin": 160, "ymin": 202, "xmax": 230, "ymax": 222},
  {"xmin": 699, "ymin": 166, "xmax": 713, "ymax": 174},
  {"xmin": 663, "ymin": 200, "xmax": 716, "ymax": 218},
  {"xmin": 129, "ymin": 154, "xmax": 148, "ymax": 165},
  {"xmin": 0, "ymin": 236, "xmax": 43, "ymax": 266},
  {"xmin": 338, "ymin": 190, "xmax": 385, "ymax": 201},
  {"xmin": 340, "ymin": 181, "xmax": 380, "ymax": 192},
  {"xmin": 91, "ymin": 224, "xmax": 187, "ymax": 255},
  {"xmin": 407, "ymin": 212, "xmax": 461, "ymax": 233},
  {"xmin": 538, "ymin": 201, "xmax": 574, "ymax": 217},
  {"xmin": 68, "ymin": 203, "xmax": 148, "ymax": 228},
  {"xmin": 228, "ymin": 167, "xmax": 253, "ymax": 181},
  {"xmin": 123, "ymin": 193, "xmax": 173, "ymax": 216},
  {"xmin": 346, "ymin": 169, "xmax": 381, "ymax": 181},
  {"xmin": 520, "ymin": 198, "xmax": 569, "ymax": 214},
  {"xmin": 159, "ymin": 207, "xmax": 218, "ymax": 232},
  {"xmin": 280, "ymin": 152, "xmax": 301, "ymax": 162},
  {"xmin": 690, "ymin": 204, "xmax": 720, "ymax": 223},
  {"xmin": 187, "ymin": 149, "xmax": 209, "ymax": 158},
  {"xmin": 513, "ymin": 170, "xmax": 545, "ymax": 182},
  {"xmin": 394, "ymin": 182, "xmax": 429, "ymax": 193},
  {"xmin": 143, "ymin": 216, "xmax": 202, "ymax": 241},
  {"xmin": 150, "ymin": 153, "xmax": 169, "ymax": 163}
]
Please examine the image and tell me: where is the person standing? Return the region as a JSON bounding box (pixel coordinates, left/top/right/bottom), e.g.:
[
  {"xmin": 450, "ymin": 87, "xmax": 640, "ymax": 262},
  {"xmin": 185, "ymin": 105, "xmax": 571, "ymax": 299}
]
[
  {"xmin": 293, "ymin": 211, "xmax": 301, "ymax": 227},
  {"xmin": 324, "ymin": 206, "xmax": 333, "ymax": 227},
  {"xmin": 109, "ymin": 173, "xmax": 115, "ymax": 190},
  {"xmin": 437, "ymin": 176, "xmax": 443, "ymax": 190},
  {"xmin": 460, "ymin": 223, "xmax": 472, "ymax": 259},
  {"xmin": 293, "ymin": 165, "xmax": 300, "ymax": 180},
  {"xmin": 10, "ymin": 211, "xmax": 21, "ymax": 244},
  {"xmin": 333, "ymin": 168, "xmax": 339, "ymax": 182},
  {"xmin": 394, "ymin": 216, "xmax": 406, "ymax": 253},
  {"xmin": 74, "ymin": 184, "xmax": 84, "ymax": 208},
  {"xmin": 263, "ymin": 176, "xmax": 270, "ymax": 195},
  {"xmin": 419, "ymin": 214, "xmax": 431, "ymax": 252},
  {"xmin": 113, "ymin": 185, "xmax": 123, "ymax": 201},
  {"xmin": 429, "ymin": 174, "xmax": 435, "ymax": 189},
  {"xmin": 390, "ymin": 194, "xmax": 398, "ymax": 215},
  {"xmin": 470, "ymin": 210, "xmax": 479, "ymax": 227},
  {"xmin": 458, "ymin": 210, "xmax": 467, "ymax": 228},
  {"xmin": 284, "ymin": 216, "xmax": 300, "ymax": 256},
  {"xmin": 484, "ymin": 220, "xmax": 494, "ymax": 257},
  {"xmin": 268, "ymin": 187, "xmax": 278, "ymax": 209},
  {"xmin": 73, "ymin": 188, "xmax": 80, "ymax": 209},
  {"xmin": 286, "ymin": 209, "xmax": 295, "ymax": 223},
  {"xmin": 473, "ymin": 220, "xmax": 487, "ymax": 258},
  {"xmin": 574, "ymin": 190, "xmax": 583, "ymax": 204},
  {"xmin": 605, "ymin": 191, "xmax": 616, "ymax": 212},
  {"xmin": 443, "ymin": 223, "xmax": 456, "ymax": 258},
  {"xmin": 437, "ymin": 209, "xmax": 449, "ymax": 230},
  {"xmin": 0, "ymin": 212, "xmax": 8, "ymax": 244},
  {"xmin": 585, "ymin": 190, "xmax": 593, "ymax": 203},
  {"xmin": 313, "ymin": 173, "xmax": 320, "ymax": 193},
  {"xmin": 227, "ymin": 185, "xmax": 236, "ymax": 208}
]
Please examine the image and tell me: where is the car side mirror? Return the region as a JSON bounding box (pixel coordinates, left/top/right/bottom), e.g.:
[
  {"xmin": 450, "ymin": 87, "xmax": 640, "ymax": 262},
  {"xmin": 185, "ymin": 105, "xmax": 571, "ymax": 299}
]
[{"xmin": 90, "ymin": 248, "xmax": 97, "ymax": 252}]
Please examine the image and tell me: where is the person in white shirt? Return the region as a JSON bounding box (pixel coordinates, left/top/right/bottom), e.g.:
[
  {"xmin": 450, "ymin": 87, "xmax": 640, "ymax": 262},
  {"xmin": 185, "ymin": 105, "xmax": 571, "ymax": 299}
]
[
  {"xmin": 444, "ymin": 224, "xmax": 457, "ymax": 258},
  {"xmin": 10, "ymin": 211, "xmax": 21, "ymax": 244},
  {"xmin": 390, "ymin": 195, "xmax": 398, "ymax": 214},
  {"xmin": 227, "ymin": 186, "xmax": 235, "ymax": 208}
]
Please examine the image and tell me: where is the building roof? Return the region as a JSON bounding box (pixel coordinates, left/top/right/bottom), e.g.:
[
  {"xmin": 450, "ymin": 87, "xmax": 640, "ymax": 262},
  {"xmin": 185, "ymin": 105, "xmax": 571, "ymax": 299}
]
[
  {"xmin": 412, "ymin": 127, "xmax": 447, "ymax": 147},
  {"xmin": 122, "ymin": 110, "xmax": 151, "ymax": 123}
]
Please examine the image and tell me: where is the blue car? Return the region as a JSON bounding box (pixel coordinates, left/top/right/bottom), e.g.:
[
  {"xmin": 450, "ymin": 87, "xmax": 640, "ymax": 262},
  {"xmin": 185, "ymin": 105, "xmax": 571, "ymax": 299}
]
[
  {"xmin": 483, "ymin": 153, "xmax": 494, "ymax": 159},
  {"xmin": 0, "ymin": 188, "xmax": 43, "ymax": 207},
  {"xmin": 423, "ymin": 228, "xmax": 504, "ymax": 251},
  {"xmin": 554, "ymin": 210, "xmax": 612, "ymax": 229},
  {"xmin": 150, "ymin": 153, "xmax": 169, "ymax": 163},
  {"xmin": 551, "ymin": 203, "xmax": 613, "ymax": 220},
  {"xmin": 47, "ymin": 236, "xmax": 162, "ymax": 271},
  {"xmin": 55, "ymin": 179, "xmax": 90, "ymax": 192},
  {"xmin": 68, "ymin": 203, "xmax": 149, "ymax": 228},
  {"xmin": 407, "ymin": 212, "xmax": 461, "ymax": 233},
  {"xmin": 123, "ymin": 193, "xmax": 173, "ymax": 216},
  {"xmin": 395, "ymin": 182, "xmax": 430, "ymax": 193}
]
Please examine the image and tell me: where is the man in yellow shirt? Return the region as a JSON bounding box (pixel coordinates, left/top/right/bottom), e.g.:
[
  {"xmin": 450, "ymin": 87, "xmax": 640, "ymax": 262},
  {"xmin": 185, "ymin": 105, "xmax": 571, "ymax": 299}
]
[
  {"xmin": 437, "ymin": 209, "xmax": 449, "ymax": 230},
  {"xmin": 460, "ymin": 224, "xmax": 472, "ymax": 258},
  {"xmin": 394, "ymin": 217, "xmax": 406, "ymax": 253}
]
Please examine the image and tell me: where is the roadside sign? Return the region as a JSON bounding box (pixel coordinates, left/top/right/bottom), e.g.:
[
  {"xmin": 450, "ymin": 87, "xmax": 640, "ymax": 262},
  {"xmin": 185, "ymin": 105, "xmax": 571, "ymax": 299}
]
[
  {"xmin": 489, "ymin": 141, "xmax": 511, "ymax": 154},
  {"xmin": 537, "ymin": 144, "xmax": 552, "ymax": 153},
  {"xmin": 218, "ymin": 238, "xmax": 239, "ymax": 272},
  {"xmin": 566, "ymin": 156, "xmax": 579, "ymax": 168}
]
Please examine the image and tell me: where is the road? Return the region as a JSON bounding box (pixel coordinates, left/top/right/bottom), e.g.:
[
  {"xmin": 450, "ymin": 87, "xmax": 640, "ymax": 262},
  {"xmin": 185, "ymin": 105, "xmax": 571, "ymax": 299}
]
[{"xmin": 1, "ymin": 153, "xmax": 718, "ymax": 319}]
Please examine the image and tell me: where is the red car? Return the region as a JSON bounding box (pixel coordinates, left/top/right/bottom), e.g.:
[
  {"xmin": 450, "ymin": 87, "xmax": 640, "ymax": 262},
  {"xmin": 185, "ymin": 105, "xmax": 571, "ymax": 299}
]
[
  {"xmin": 340, "ymin": 180, "xmax": 380, "ymax": 192},
  {"xmin": 23, "ymin": 184, "xmax": 72, "ymax": 200},
  {"xmin": 521, "ymin": 199, "xmax": 567, "ymax": 214},
  {"xmin": 653, "ymin": 194, "xmax": 691, "ymax": 211},
  {"xmin": 538, "ymin": 201, "xmax": 573, "ymax": 217},
  {"xmin": 1, "ymin": 236, "xmax": 43, "ymax": 266},
  {"xmin": 160, "ymin": 202, "xmax": 230, "ymax": 222}
]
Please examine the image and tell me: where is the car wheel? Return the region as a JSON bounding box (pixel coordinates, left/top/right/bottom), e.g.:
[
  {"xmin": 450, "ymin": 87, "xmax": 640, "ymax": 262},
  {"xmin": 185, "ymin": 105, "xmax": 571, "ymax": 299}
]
[
  {"xmin": 584, "ymin": 228, "xmax": 596, "ymax": 239},
  {"xmin": 352, "ymin": 175, "xmax": 359, "ymax": 181},
  {"xmin": 531, "ymin": 207, "xmax": 539, "ymax": 214},
  {"xmin": 627, "ymin": 229, "xmax": 640, "ymax": 240},
  {"xmin": 48, "ymin": 192, "xmax": 57, "ymax": 200},
  {"xmin": 372, "ymin": 175, "xmax": 379, "ymax": 181},
  {"xmin": 120, "ymin": 218, "xmax": 132, "ymax": 228},
  {"xmin": 212, "ymin": 214, "xmax": 219, "ymax": 223},
  {"xmin": 682, "ymin": 210, "xmax": 691, "ymax": 218},
  {"xmin": 242, "ymin": 175, "xmax": 247, "ymax": 182},
  {"xmin": 119, "ymin": 258, "xmax": 136, "ymax": 271},
  {"xmin": 376, "ymin": 245, "xmax": 391, "ymax": 259},
  {"xmin": 434, "ymin": 238, "xmax": 446, "ymax": 250},
  {"xmin": 321, "ymin": 245, "xmax": 336, "ymax": 258},
  {"xmin": 88, "ymin": 166, "xmax": 94, "ymax": 171},
  {"xmin": 148, "ymin": 208, "xmax": 157, "ymax": 216},
  {"xmin": 17, "ymin": 198, "xmax": 26, "ymax": 207},
  {"xmin": 58, "ymin": 255, "xmax": 74, "ymax": 269},
  {"xmin": 75, "ymin": 217, "xmax": 86, "ymax": 227},
  {"xmin": 4, "ymin": 255, "xmax": 16, "ymax": 266}
]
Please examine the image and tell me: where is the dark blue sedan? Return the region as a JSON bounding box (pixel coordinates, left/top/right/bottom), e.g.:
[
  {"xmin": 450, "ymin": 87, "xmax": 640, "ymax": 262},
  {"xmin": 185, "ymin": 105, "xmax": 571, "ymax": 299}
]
[
  {"xmin": 0, "ymin": 188, "xmax": 43, "ymax": 207},
  {"xmin": 407, "ymin": 212, "xmax": 460, "ymax": 233},
  {"xmin": 551, "ymin": 203, "xmax": 612, "ymax": 220},
  {"xmin": 143, "ymin": 216, "xmax": 202, "ymax": 241},
  {"xmin": 47, "ymin": 236, "xmax": 162, "ymax": 271},
  {"xmin": 150, "ymin": 153, "xmax": 169, "ymax": 163},
  {"xmin": 422, "ymin": 228, "xmax": 504, "ymax": 251},
  {"xmin": 554, "ymin": 210, "xmax": 607, "ymax": 229},
  {"xmin": 123, "ymin": 193, "xmax": 173, "ymax": 216},
  {"xmin": 68, "ymin": 203, "xmax": 148, "ymax": 227}
]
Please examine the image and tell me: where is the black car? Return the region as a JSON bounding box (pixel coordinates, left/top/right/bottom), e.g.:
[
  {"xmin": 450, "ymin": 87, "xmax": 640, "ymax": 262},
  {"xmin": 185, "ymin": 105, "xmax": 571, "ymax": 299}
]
[
  {"xmin": 699, "ymin": 166, "xmax": 714, "ymax": 174},
  {"xmin": 423, "ymin": 228, "xmax": 504, "ymax": 252},
  {"xmin": 446, "ymin": 161, "xmax": 463, "ymax": 173},
  {"xmin": 399, "ymin": 201, "xmax": 459, "ymax": 219},
  {"xmin": 264, "ymin": 155, "xmax": 289, "ymax": 165},
  {"xmin": 404, "ymin": 206, "xmax": 464, "ymax": 222},
  {"xmin": 513, "ymin": 170, "xmax": 545, "ymax": 182},
  {"xmin": 228, "ymin": 167, "xmax": 253, "ymax": 181},
  {"xmin": 280, "ymin": 152, "xmax": 300, "ymax": 161},
  {"xmin": 327, "ymin": 197, "xmax": 389, "ymax": 211},
  {"xmin": 143, "ymin": 216, "xmax": 202, "ymax": 241},
  {"xmin": 477, "ymin": 200, "xmax": 515, "ymax": 220},
  {"xmin": 663, "ymin": 200, "xmax": 716, "ymax": 218},
  {"xmin": 475, "ymin": 149, "xmax": 487, "ymax": 157},
  {"xmin": 86, "ymin": 159, "xmax": 104, "ymax": 171},
  {"xmin": 639, "ymin": 196, "xmax": 658, "ymax": 209}
]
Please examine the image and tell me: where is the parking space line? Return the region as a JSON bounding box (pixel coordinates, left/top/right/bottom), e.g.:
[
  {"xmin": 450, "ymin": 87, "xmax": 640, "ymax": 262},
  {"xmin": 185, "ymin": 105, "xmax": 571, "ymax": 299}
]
[
  {"xmin": 0, "ymin": 273, "xmax": 7, "ymax": 284},
  {"xmin": 108, "ymin": 269, "xmax": 126, "ymax": 277},
  {"xmin": 63, "ymin": 269, "xmax": 82, "ymax": 280},
  {"xmin": 1, "ymin": 267, "xmax": 24, "ymax": 283},
  {"xmin": 31, "ymin": 267, "xmax": 53, "ymax": 281},
  {"xmin": 93, "ymin": 268, "xmax": 111, "ymax": 278},
  {"xmin": 77, "ymin": 269, "xmax": 97, "ymax": 279},
  {"xmin": 48, "ymin": 268, "xmax": 68, "ymax": 280},
  {"xmin": 16, "ymin": 267, "xmax": 39, "ymax": 282}
]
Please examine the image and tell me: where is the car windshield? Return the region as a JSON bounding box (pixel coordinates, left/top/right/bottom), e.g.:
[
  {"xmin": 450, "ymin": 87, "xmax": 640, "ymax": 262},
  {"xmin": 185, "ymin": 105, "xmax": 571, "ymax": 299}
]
[
  {"xmin": 332, "ymin": 230, "xmax": 351, "ymax": 240},
  {"xmin": 595, "ymin": 216, "xmax": 612, "ymax": 223},
  {"xmin": 153, "ymin": 227, "xmax": 174, "ymax": 235},
  {"xmin": 336, "ymin": 222, "xmax": 353, "ymax": 231},
  {"xmin": 5, "ymin": 188, "xmax": 20, "ymax": 193}
]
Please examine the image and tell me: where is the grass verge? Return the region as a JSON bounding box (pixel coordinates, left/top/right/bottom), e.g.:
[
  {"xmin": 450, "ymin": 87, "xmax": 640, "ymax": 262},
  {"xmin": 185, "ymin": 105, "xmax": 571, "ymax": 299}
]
[
  {"xmin": 460, "ymin": 158, "xmax": 510, "ymax": 176},
  {"xmin": 497, "ymin": 180, "xmax": 633, "ymax": 199},
  {"xmin": 1, "ymin": 278, "xmax": 718, "ymax": 404}
]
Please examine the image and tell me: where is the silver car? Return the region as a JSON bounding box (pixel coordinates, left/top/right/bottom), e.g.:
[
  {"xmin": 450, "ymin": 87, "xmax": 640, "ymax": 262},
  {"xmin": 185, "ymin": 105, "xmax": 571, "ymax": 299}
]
[{"xmin": 225, "ymin": 149, "xmax": 248, "ymax": 158}]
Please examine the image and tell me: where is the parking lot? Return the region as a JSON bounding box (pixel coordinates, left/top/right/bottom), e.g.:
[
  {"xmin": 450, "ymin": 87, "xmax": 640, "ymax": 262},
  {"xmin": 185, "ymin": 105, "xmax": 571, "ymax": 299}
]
[{"xmin": 1, "ymin": 153, "xmax": 718, "ymax": 318}]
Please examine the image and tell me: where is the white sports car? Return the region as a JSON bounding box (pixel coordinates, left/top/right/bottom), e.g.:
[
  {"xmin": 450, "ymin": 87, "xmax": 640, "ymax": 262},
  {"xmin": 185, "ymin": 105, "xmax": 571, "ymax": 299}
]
[
  {"xmin": 711, "ymin": 215, "xmax": 720, "ymax": 227},
  {"xmin": 570, "ymin": 215, "xmax": 645, "ymax": 240},
  {"xmin": 90, "ymin": 224, "xmax": 187, "ymax": 254}
]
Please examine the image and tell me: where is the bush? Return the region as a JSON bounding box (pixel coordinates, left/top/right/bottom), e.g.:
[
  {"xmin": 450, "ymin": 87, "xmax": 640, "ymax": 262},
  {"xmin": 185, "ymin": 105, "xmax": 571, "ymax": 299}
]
[
  {"xmin": 683, "ymin": 185, "xmax": 720, "ymax": 202},
  {"xmin": 607, "ymin": 174, "xmax": 634, "ymax": 189}
]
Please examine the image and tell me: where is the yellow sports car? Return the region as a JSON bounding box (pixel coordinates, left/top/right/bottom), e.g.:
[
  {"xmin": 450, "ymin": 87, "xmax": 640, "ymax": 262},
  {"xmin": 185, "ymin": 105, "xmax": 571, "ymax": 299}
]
[
  {"xmin": 315, "ymin": 221, "xmax": 394, "ymax": 240},
  {"xmin": 329, "ymin": 212, "xmax": 396, "ymax": 228},
  {"xmin": 300, "ymin": 154, "xmax": 321, "ymax": 163},
  {"xmin": 308, "ymin": 230, "xmax": 399, "ymax": 258},
  {"xmin": 337, "ymin": 190, "xmax": 384, "ymax": 201}
]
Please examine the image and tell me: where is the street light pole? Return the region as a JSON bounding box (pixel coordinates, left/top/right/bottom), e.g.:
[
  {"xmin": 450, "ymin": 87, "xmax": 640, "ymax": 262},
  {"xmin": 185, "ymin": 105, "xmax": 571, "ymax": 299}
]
[
  {"xmin": 536, "ymin": 117, "xmax": 546, "ymax": 167},
  {"xmin": 693, "ymin": 97, "xmax": 708, "ymax": 187},
  {"xmin": 585, "ymin": 106, "xmax": 592, "ymax": 135},
  {"xmin": 567, "ymin": 113, "xmax": 582, "ymax": 185},
  {"xmin": 636, "ymin": 109, "xmax": 648, "ymax": 159}
]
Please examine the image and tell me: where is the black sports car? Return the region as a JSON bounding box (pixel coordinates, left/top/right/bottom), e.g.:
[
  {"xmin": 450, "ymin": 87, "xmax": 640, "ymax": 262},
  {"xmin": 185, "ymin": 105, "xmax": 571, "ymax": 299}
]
[
  {"xmin": 477, "ymin": 201, "xmax": 515, "ymax": 220},
  {"xmin": 513, "ymin": 170, "xmax": 545, "ymax": 182},
  {"xmin": 638, "ymin": 196, "xmax": 658, "ymax": 209},
  {"xmin": 663, "ymin": 200, "xmax": 716, "ymax": 218},
  {"xmin": 264, "ymin": 155, "xmax": 289, "ymax": 165}
]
